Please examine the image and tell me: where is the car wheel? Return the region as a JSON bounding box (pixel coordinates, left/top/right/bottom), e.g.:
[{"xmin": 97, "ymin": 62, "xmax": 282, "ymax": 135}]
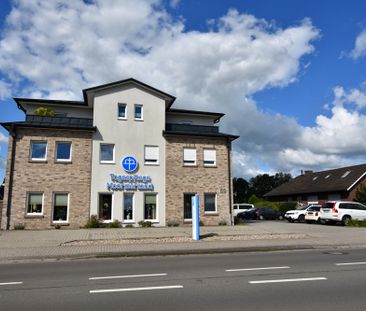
[
  {"xmin": 288, "ymin": 218, "xmax": 294, "ymax": 223},
  {"xmin": 342, "ymin": 215, "xmax": 351, "ymax": 226},
  {"xmin": 298, "ymin": 214, "xmax": 305, "ymax": 223},
  {"xmin": 259, "ymin": 215, "xmax": 264, "ymax": 220}
]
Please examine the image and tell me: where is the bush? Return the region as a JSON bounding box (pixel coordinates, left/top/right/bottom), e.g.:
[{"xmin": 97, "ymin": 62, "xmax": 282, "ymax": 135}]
[
  {"xmin": 84, "ymin": 215, "xmax": 100, "ymax": 228},
  {"xmin": 277, "ymin": 202, "xmax": 298, "ymax": 213},
  {"xmin": 54, "ymin": 224, "xmax": 61, "ymax": 229},
  {"xmin": 125, "ymin": 224, "xmax": 134, "ymax": 228},
  {"xmin": 218, "ymin": 220, "xmax": 227, "ymax": 226},
  {"xmin": 138, "ymin": 220, "xmax": 153, "ymax": 227},
  {"xmin": 167, "ymin": 221, "xmax": 180, "ymax": 227},
  {"xmin": 104, "ymin": 220, "xmax": 121, "ymax": 228},
  {"xmin": 14, "ymin": 223, "xmax": 25, "ymax": 230}
]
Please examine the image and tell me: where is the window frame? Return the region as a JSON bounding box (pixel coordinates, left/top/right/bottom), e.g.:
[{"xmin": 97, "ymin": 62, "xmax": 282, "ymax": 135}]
[
  {"xmin": 134, "ymin": 104, "xmax": 143, "ymax": 121},
  {"xmin": 144, "ymin": 145, "xmax": 159, "ymax": 166},
  {"xmin": 26, "ymin": 192, "xmax": 44, "ymax": 216},
  {"xmin": 144, "ymin": 193, "xmax": 158, "ymax": 222},
  {"xmin": 100, "ymin": 143, "xmax": 115, "ymax": 164},
  {"xmin": 203, "ymin": 148, "xmax": 216, "ymax": 167},
  {"xmin": 118, "ymin": 103, "xmax": 127, "ymax": 120},
  {"xmin": 204, "ymin": 192, "xmax": 217, "ymax": 214},
  {"xmin": 123, "ymin": 192, "xmax": 135, "ymax": 223},
  {"xmin": 52, "ymin": 192, "xmax": 69, "ymax": 224},
  {"xmin": 30, "ymin": 141, "xmax": 47, "ymax": 161},
  {"xmin": 183, "ymin": 147, "xmax": 196, "ymax": 166},
  {"xmin": 55, "ymin": 141, "xmax": 72, "ymax": 162}
]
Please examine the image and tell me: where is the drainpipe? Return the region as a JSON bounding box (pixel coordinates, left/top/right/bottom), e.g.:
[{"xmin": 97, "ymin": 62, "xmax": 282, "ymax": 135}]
[
  {"xmin": 6, "ymin": 124, "xmax": 17, "ymax": 230},
  {"xmin": 227, "ymin": 138, "xmax": 233, "ymax": 225}
]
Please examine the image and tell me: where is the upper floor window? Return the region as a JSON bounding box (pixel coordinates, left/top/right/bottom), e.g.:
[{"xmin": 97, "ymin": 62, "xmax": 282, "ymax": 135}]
[
  {"xmin": 144, "ymin": 146, "xmax": 159, "ymax": 165},
  {"xmin": 30, "ymin": 141, "xmax": 47, "ymax": 161},
  {"xmin": 203, "ymin": 149, "xmax": 216, "ymax": 166},
  {"xmin": 183, "ymin": 148, "xmax": 196, "ymax": 166},
  {"xmin": 26, "ymin": 192, "xmax": 44, "ymax": 215},
  {"xmin": 118, "ymin": 103, "xmax": 127, "ymax": 119},
  {"xmin": 56, "ymin": 142, "xmax": 72, "ymax": 162},
  {"xmin": 134, "ymin": 104, "xmax": 143, "ymax": 120},
  {"xmin": 100, "ymin": 144, "xmax": 115, "ymax": 163}
]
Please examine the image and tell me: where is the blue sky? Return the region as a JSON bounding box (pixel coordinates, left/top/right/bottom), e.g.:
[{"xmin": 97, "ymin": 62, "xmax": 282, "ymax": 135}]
[{"xmin": 1, "ymin": 0, "xmax": 366, "ymax": 182}]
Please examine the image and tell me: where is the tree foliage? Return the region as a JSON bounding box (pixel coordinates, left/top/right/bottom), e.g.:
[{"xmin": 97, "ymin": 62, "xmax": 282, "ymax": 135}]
[
  {"xmin": 233, "ymin": 172, "xmax": 292, "ymax": 203},
  {"xmin": 355, "ymin": 185, "xmax": 366, "ymax": 205},
  {"xmin": 34, "ymin": 107, "xmax": 55, "ymax": 116}
]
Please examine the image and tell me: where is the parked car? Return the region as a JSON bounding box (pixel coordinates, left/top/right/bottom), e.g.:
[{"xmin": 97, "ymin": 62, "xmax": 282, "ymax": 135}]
[
  {"xmin": 305, "ymin": 205, "xmax": 322, "ymax": 223},
  {"xmin": 320, "ymin": 201, "xmax": 366, "ymax": 225},
  {"xmin": 285, "ymin": 204, "xmax": 321, "ymax": 223},
  {"xmin": 232, "ymin": 203, "xmax": 254, "ymax": 217},
  {"xmin": 236, "ymin": 207, "xmax": 283, "ymax": 222}
]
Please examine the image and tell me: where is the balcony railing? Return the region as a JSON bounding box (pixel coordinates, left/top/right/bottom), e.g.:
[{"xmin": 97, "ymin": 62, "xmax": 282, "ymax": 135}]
[
  {"xmin": 165, "ymin": 123, "xmax": 219, "ymax": 134},
  {"xmin": 26, "ymin": 115, "xmax": 93, "ymax": 128}
]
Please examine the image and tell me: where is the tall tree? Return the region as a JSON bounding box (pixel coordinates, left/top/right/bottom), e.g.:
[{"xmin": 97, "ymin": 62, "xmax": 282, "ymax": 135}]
[{"xmin": 233, "ymin": 177, "xmax": 249, "ymax": 203}]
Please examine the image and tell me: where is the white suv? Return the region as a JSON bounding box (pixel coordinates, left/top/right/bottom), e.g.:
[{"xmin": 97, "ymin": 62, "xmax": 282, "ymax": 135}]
[
  {"xmin": 285, "ymin": 204, "xmax": 321, "ymax": 223},
  {"xmin": 320, "ymin": 201, "xmax": 366, "ymax": 225}
]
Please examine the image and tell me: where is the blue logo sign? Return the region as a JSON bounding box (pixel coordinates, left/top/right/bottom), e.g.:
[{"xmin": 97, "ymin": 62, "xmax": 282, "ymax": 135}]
[{"xmin": 122, "ymin": 156, "xmax": 138, "ymax": 173}]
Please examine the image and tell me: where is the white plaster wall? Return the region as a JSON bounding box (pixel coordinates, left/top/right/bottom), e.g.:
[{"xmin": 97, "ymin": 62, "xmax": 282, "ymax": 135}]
[
  {"xmin": 24, "ymin": 104, "xmax": 93, "ymax": 118},
  {"xmin": 90, "ymin": 85, "xmax": 166, "ymax": 225}
]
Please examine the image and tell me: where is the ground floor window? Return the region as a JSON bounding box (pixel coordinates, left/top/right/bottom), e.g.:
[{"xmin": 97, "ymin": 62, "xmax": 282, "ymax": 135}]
[
  {"xmin": 53, "ymin": 193, "xmax": 69, "ymax": 223},
  {"xmin": 204, "ymin": 193, "xmax": 217, "ymax": 213},
  {"xmin": 123, "ymin": 193, "xmax": 134, "ymax": 222},
  {"xmin": 144, "ymin": 193, "xmax": 157, "ymax": 220},
  {"xmin": 27, "ymin": 192, "xmax": 44, "ymax": 215},
  {"xmin": 183, "ymin": 193, "xmax": 195, "ymax": 220},
  {"xmin": 99, "ymin": 193, "xmax": 112, "ymax": 220}
]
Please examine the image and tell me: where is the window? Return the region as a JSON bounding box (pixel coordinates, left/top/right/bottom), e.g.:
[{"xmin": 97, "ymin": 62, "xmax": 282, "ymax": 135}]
[
  {"xmin": 99, "ymin": 193, "xmax": 112, "ymax": 220},
  {"xmin": 203, "ymin": 149, "xmax": 216, "ymax": 166},
  {"xmin": 183, "ymin": 148, "xmax": 196, "ymax": 166},
  {"xmin": 144, "ymin": 193, "xmax": 157, "ymax": 220},
  {"xmin": 118, "ymin": 103, "xmax": 127, "ymax": 119},
  {"xmin": 123, "ymin": 193, "xmax": 134, "ymax": 222},
  {"xmin": 342, "ymin": 171, "xmax": 351, "ymax": 178},
  {"xmin": 53, "ymin": 193, "xmax": 69, "ymax": 223},
  {"xmin": 56, "ymin": 142, "xmax": 71, "ymax": 161},
  {"xmin": 26, "ymin": 193, "xmax": 43, "ymax": 215},
  {"xmin": 30, "ymin": 141, "xmax": 47, "ymax": 161},
  {"xmin": 100, "ymin": 144, "xmax": 115, "ymax": 163},
  {"xmin": 204, "ymin": 193, "xmax": 217, "ymax": 213},
  {"xmin": 134, "ymin": 104, "xmax": 143, "ymax": 120},
  {"xmin": 144, "ymin": 146, "xmax": 159, "ymax": 165}
]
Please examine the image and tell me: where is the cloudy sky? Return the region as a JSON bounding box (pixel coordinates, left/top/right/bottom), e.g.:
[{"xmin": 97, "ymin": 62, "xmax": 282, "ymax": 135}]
[{"xmin": 1, "ymin": 0, "xmax": 366, "ymax": 182}]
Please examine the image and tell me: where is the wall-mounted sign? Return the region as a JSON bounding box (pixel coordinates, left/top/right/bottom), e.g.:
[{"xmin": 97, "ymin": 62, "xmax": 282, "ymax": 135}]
[
  {"xmin": 107, "ymin": 173, "xmax": 154, "ymax": 191},
  {"xmin": 122, "ymin": 156, "xmax": 138, "ymax": 173}
]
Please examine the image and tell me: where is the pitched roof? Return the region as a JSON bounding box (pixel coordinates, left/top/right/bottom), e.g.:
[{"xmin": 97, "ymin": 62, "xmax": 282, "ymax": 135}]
[{"xmin": 265, "ymin": 163, "xmax": 366, "ymax": 197}]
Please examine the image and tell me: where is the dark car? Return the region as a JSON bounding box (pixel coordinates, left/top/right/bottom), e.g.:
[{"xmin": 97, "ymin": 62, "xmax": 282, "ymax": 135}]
[{"xmin": 236, "ymin": 207, "xmax": 283, "ymax": 222}]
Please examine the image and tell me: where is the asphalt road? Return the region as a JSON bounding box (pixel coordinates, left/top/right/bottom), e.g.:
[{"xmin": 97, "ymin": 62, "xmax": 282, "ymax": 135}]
[{"xmin": 1, "ymin": 249, "xmax": 366, "ymax": 310}]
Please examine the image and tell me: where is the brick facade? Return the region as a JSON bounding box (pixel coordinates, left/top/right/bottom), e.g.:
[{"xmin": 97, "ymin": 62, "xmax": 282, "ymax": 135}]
[
  {"xmin": 165, "ymin": 135, "xmax": 232, "ymax": 226},
  {"xmin": 1, "ymin": 128, "xmax": 93, "ymax": 230}
]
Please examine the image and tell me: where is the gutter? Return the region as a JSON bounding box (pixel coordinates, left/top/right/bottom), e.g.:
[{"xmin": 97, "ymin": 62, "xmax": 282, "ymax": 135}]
[
  {"xmin": 6, "ymin": 124, "xmax": 17, "ymax": 230},
  {"xmin": 227, "ymin": 138, "xmax": 233, "ymax": 225}
]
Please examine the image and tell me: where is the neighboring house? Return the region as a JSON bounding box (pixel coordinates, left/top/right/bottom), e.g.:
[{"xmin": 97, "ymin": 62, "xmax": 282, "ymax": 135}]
[
  {"xmin": 264, "ymin": 164, "xmax": 366, "ymax": 204},
  {"xmin": 0, "ymin": 78, "xmax": 238, "ymax": 230}
]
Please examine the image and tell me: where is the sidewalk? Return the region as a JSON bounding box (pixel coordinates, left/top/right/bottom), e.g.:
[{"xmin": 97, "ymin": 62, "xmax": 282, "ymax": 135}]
[{"xmin": 1, "ymin": 222, "xmax": 366, "ymax": 263}]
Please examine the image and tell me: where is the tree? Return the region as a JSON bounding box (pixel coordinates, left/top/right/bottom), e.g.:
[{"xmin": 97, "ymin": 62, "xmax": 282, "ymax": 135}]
[
  {"xmin": 34, "ymin": 107, "xmax": 55, "ymax": 116},
  {"xmin": 233, "ymin": 177, "xmax": 249, "ymax": 203},
  {"xmin": 355, "ymin": 185, "xmax": 366, "ymax": 205}
]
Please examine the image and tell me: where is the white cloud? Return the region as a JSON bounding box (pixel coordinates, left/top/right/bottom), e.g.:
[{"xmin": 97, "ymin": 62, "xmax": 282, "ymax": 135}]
[
  {"xmin": 0, "ymin": 80, "xmax": 11, "ymax": 100},
  {"xmin": 0, "ymin": 132, "xmax": 8, "ymax": 144},
  {"xmin": 349, "ymin": 29, "xmax": 366, "ymax": 60},
  {"xmin": 0, "ymin": 0, "xmax": 327, "ymax": 179}
]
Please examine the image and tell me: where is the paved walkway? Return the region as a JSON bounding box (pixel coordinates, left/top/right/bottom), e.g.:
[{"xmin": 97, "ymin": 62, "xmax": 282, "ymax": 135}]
[{"xmin": 0, "ymin": 222, "xmax": 366, "ymax": 263}]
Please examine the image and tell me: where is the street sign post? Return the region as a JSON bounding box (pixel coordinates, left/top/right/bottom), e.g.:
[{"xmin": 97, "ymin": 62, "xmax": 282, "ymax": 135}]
[{"xmin": 192, "ymin": 194, "xmax": 200, "ymax": 240}]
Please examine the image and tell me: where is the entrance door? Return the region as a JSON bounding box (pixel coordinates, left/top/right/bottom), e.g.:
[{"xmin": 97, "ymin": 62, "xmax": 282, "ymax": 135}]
[
  {"xmin": 99, "ymin": 193, "xmax": 112, "ymax": 220},
  {"xmin": 184, "ymin": 193, "xmax": 195, "ymax": 220}
]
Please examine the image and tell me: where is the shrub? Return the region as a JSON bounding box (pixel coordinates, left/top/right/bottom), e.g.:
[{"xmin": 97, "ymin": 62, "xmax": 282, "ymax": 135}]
[
  {"xmin": 167, "ymin": 221, "xmax": 180, "ymax": 227},
  {"xmin": 218, "ymin": 220, "xmax": 227, "ymax": 226},
  {"xmin": 347, "ymin": 219, "xmax": 366, "ymax": 227},
  {"xmin": 84, "ymin": 215, "xmax": 100, "ymax": 228},
  {"xmin": 105, "ymin": 220, "xmax": 122, "ymax": 228},
  {"xmin": 54, "ymin": 224, "xmax": 61, "ymax": 229},
  {"xmin": 14, "ymin": 223, "xmax": 25, "ymax": 230},
  {"xmin": 138, "ymin": 220, "xmax": 153, "ymax": 227},
  {"xmin": 125, "ymin": 224, "xmax": 134, "ymax": 228},
  {"xmin": 277, "ymin": 202, "xmax": 298, "ymax": 213}
]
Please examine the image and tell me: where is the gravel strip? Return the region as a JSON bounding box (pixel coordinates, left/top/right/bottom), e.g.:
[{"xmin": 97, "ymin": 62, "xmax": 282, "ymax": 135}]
[{"xmin": 61, "ymin": 233, "xmax": 308, "ymax": 246}]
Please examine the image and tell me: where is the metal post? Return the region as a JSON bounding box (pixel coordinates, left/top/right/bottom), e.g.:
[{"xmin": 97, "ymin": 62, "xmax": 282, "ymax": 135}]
[{"xmin": 192, "ymin": 194, "xmax": 200, "ymax": 240}]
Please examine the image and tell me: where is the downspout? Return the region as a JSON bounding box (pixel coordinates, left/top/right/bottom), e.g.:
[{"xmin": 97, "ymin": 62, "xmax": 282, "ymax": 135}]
[
  {"xmin": 227, "ymin": 138, "xmax": 233, "ymax": 225},
  {"xmin": 6, "ymin": 124, "xmax": 17, "ymax": 230}
]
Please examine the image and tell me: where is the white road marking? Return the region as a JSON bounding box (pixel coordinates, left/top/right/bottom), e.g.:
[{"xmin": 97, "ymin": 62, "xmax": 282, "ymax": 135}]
[
  {"xmin": 336, "ymin": 261, "xmax": 366, "ymax": 266},
  {"xmin": 226, "ymin": 266, "xmax": 290, "ymax": 272},
  {"xmin": 249, "ymin": 277, "xmax": 327, "ymax": 284},
  {"xmin": 90, "ymin": 285, "xmax": 183, "ymax": 294},
  {"xmin": 89, "ymin": 273, "xmax": 167, "ymax": 280},
  {"xmin": 0, "ymin": 282, "xmax": 23, "ymax": 286}
]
